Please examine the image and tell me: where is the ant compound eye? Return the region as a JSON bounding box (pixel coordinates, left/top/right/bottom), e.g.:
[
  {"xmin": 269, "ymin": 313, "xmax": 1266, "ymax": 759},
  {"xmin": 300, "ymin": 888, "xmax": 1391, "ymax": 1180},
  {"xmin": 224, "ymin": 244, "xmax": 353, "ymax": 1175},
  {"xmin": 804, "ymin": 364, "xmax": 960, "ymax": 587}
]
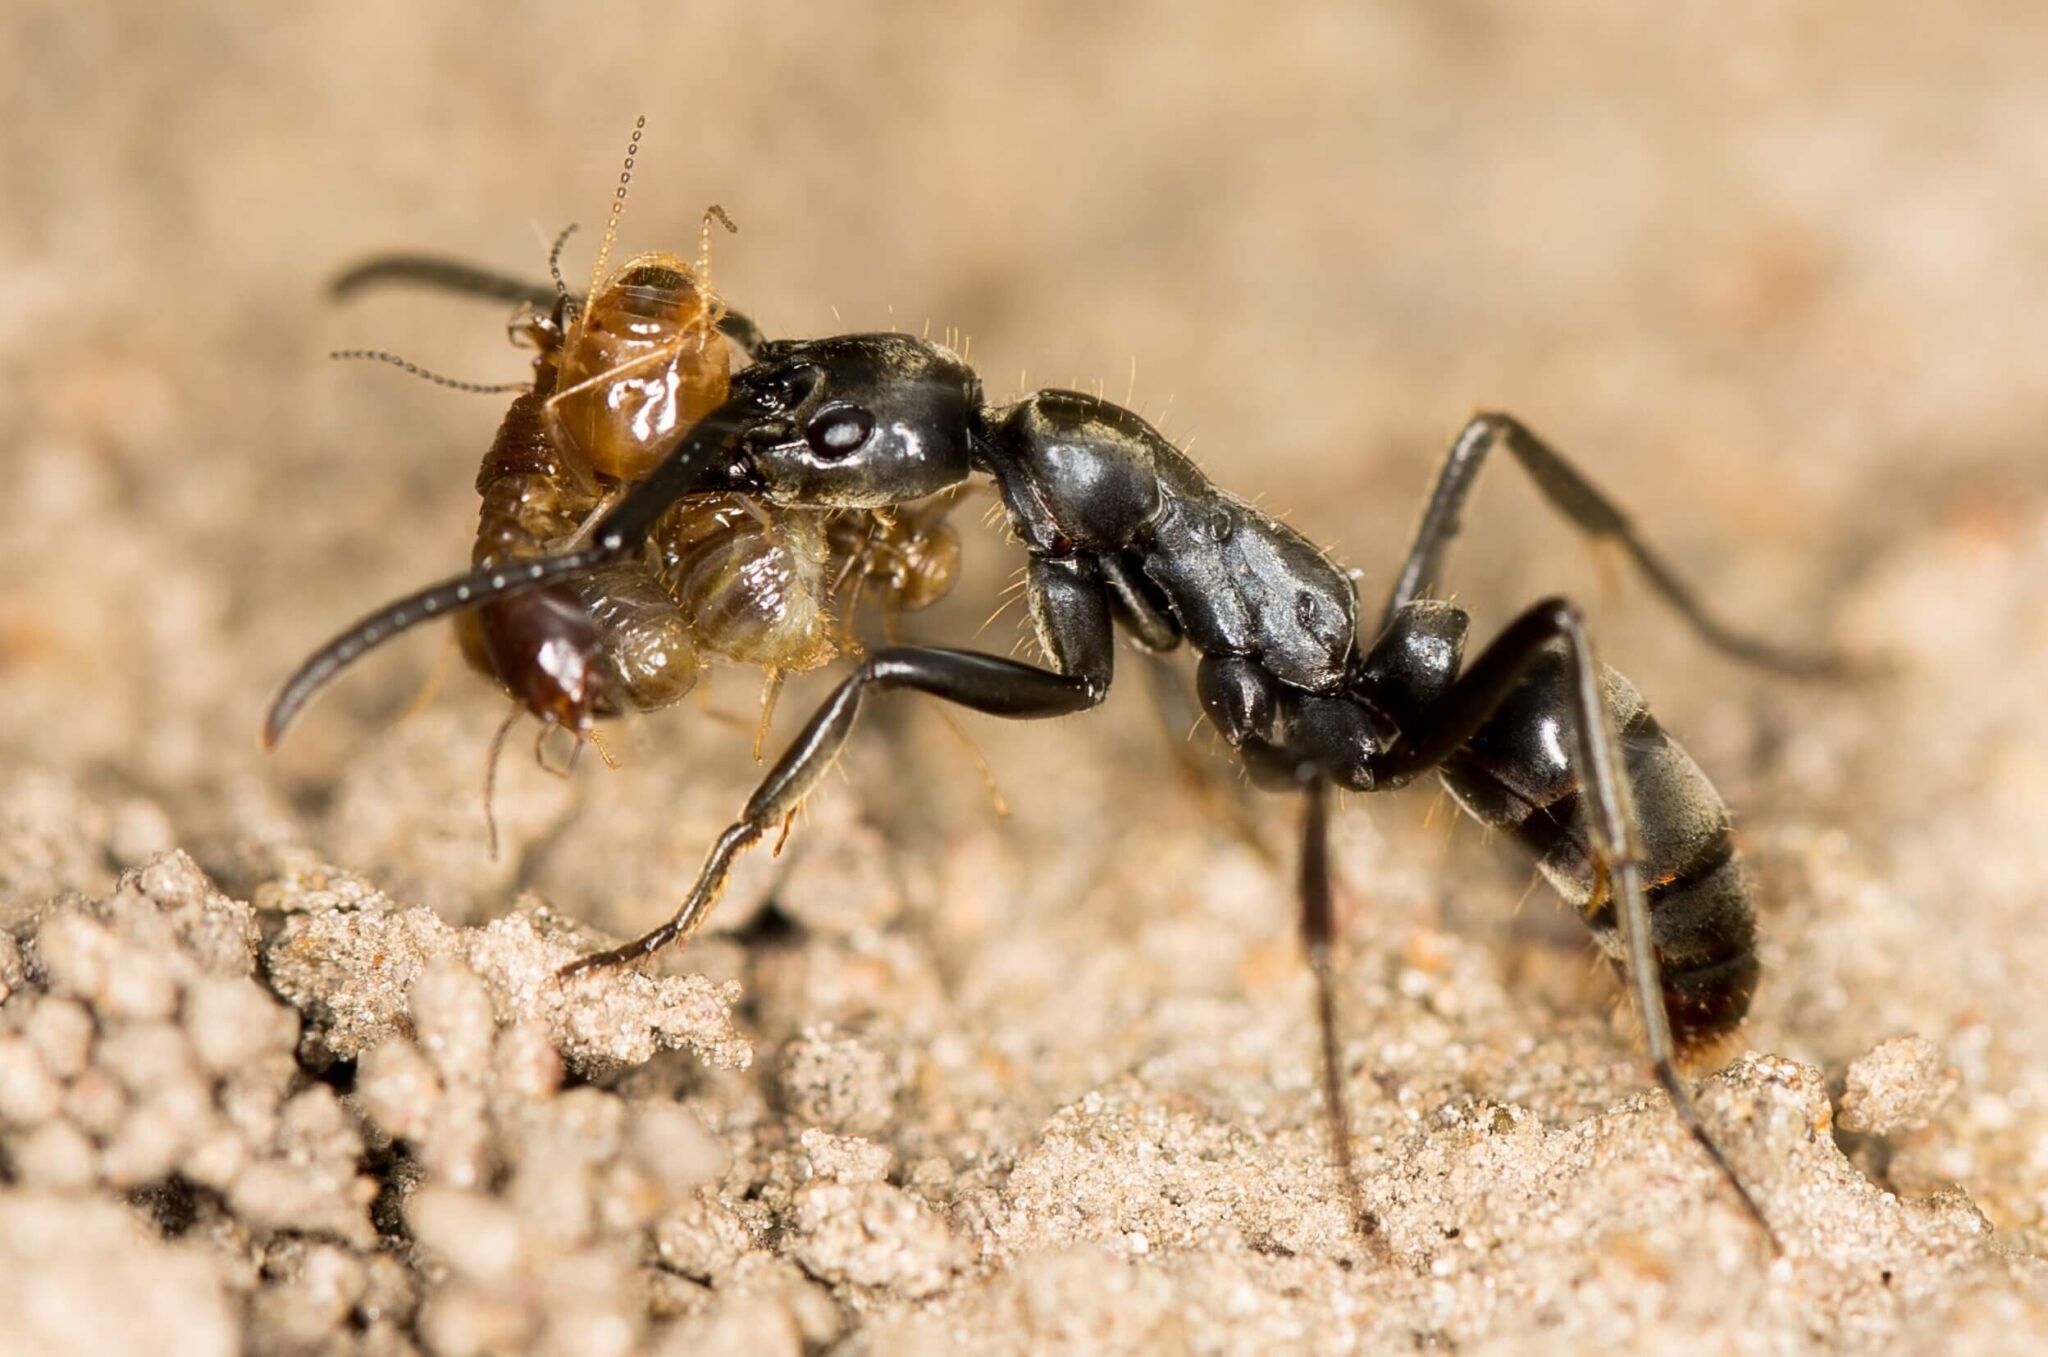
[{"xmin": 804, "ymin": 404, "xmax": 876, "ymax": 460}]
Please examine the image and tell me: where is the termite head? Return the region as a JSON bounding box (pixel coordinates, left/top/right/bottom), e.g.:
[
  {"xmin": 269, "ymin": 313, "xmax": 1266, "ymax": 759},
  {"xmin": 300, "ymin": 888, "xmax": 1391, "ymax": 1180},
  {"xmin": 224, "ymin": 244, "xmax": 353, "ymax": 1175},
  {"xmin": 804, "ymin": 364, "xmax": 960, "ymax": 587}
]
[
  {"xmin": 458, "ymin": 586, "xmax": 617, "ymax": 737},
  {"xmin": 510, "ymin": 302, "xmax": 570, "ymax": 391},
  {"xmin": 726, "ymin": 335, "xmax": 979, "ymax": 509}
]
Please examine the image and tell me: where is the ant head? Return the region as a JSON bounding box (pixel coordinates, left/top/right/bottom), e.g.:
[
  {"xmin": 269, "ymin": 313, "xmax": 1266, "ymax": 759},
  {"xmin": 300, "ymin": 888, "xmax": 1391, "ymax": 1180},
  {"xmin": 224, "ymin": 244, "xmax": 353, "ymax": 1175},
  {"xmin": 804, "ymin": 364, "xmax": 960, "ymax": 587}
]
[{"xmin": 726, "ymin": 335, "xmax": 980, "ymax": 508}]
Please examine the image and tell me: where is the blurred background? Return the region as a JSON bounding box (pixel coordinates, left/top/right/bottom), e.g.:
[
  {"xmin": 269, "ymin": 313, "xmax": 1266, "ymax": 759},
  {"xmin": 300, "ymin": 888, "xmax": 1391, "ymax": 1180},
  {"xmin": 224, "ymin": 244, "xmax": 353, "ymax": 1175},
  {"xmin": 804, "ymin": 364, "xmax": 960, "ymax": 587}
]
[{"xmin": 5, "ymin": 0, "xmax": 2048, "ymax": 1320}]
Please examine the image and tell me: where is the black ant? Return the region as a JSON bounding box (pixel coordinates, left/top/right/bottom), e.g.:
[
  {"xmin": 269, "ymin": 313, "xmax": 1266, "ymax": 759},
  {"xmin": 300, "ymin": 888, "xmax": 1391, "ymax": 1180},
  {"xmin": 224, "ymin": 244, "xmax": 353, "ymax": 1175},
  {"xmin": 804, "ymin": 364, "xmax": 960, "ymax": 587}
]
[{"xmin": 272, "ymin": 213, "xmax": 1849, "ymax": 1257}]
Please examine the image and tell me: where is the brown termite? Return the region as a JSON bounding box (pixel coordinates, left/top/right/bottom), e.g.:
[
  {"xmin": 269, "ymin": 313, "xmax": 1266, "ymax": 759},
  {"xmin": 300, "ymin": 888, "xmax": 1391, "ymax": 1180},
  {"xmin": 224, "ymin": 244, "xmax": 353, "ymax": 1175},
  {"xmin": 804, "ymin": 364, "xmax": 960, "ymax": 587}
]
[{"xmin": 317, "ymin": 122, "xmax": 965, "ymax": 840}]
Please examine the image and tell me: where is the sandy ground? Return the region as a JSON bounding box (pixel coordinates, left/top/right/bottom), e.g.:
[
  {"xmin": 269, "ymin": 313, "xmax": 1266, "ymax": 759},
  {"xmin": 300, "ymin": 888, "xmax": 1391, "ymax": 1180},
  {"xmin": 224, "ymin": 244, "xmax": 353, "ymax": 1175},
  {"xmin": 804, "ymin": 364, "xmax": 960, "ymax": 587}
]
[{"xmin": 5, "ymin": 3, "xmax": 2048, "ymax": 1353}]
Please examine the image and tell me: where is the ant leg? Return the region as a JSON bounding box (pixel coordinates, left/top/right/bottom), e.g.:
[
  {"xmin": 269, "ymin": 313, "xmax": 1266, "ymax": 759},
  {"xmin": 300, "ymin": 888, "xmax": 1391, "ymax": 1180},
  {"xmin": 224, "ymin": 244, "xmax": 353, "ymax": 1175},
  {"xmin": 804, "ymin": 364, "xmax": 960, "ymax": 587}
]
[
  {"xmin": 1373, "ymin": 597, "xmax": 1780, "ymax": 1248},
  {"xmin": 1298, "ymin": 776, "xmax": 1385, "ymax": 1252},
  {"xmin": 330, "ymin": 255, "xmax": 557, "ymax": 309},
  {"xmin": 1097, "ymin": 555, "xmax": 1181, "ymax": 654},
  {"xmin": 753, "ymin": 669, "xmax": 786, "ymax": 762},
  {"xmin": 327, "ymin": 254, "xmax": 766, "ymax": 355},
  {"xmin": 1099, "ymin": 556, "xmax": 1272, "ymax": 856},
  {"xmin": 1140, "ymin": 652, "xmax": 1274, "ymax": 863},
  {"xmin": 559, "ymin": 557, "xmax": 1114, "ymax": 976},
  {"xmin": 1381, "ymin": 412, "xmax": 1846, "ymax": 677}
]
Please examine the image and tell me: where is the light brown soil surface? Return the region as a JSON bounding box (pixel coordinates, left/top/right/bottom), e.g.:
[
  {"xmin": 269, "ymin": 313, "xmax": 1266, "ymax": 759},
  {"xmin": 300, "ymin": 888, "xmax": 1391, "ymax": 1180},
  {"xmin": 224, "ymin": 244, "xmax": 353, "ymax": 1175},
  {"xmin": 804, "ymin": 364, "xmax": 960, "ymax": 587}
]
[{"xmin": 4, "ymin": 5, "xmax": 2048, "ymax": 1353}]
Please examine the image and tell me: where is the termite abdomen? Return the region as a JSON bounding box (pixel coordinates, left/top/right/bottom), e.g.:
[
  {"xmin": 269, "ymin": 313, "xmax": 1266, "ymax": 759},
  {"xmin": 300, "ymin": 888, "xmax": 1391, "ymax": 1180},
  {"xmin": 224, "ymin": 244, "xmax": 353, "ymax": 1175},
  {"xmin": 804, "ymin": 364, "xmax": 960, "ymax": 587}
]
[
  {"xmin": 653, "ymin": 494, "xmax": 839, "ymax": 672},
  {"xmin": 457, "ymin": 382, "xmax": 614, "ymax": 730},
  {"xmin": 826, "ymin": 502, "xmax": 964, "ymax": 627},
  {"xmin": 547, "ymin": 253, "xmax": 732, "ymax": 483},
  {"xmin": 573, "ymin": 564, "xmax": 702, "ymax": 712}
]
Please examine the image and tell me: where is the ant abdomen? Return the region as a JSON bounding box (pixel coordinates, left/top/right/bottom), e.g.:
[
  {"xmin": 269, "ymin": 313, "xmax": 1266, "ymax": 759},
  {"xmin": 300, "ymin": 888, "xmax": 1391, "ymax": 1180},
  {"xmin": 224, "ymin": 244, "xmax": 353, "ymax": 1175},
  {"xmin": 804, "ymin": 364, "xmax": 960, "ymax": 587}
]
[
  {"xmin": 1439, "ymin": 647, "xmax": 1758, "ymax": 1053},
  {"xmin": 547, "ymin": 253, "xmax": 732, "ymax": 483}
]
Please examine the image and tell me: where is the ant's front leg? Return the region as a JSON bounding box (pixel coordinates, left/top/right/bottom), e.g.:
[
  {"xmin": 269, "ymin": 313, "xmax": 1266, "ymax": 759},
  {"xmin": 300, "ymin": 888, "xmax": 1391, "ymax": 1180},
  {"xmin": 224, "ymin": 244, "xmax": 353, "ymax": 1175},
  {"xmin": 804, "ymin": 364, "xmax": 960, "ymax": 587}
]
[{"xmin": 559, "ymin": 556, "xmax": 1114, "ymax": 976}]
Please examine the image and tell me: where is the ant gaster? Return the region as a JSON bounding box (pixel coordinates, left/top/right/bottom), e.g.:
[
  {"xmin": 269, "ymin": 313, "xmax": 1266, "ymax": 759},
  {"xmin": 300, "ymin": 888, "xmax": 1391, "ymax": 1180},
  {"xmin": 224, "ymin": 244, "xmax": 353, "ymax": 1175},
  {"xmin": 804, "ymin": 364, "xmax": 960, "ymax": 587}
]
[{"xmin": 277, "ymin": 228, "xmax": 1849, "ymax": 1258}]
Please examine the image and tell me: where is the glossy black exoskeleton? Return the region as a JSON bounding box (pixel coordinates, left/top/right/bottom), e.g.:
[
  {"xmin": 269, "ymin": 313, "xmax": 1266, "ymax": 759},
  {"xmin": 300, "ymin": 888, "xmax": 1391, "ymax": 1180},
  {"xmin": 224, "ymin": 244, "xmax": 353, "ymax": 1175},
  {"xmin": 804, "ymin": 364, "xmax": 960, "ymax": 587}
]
[{"xmin": 269, "ymin": 305, "xmax": 1848, "ymax": 1254}]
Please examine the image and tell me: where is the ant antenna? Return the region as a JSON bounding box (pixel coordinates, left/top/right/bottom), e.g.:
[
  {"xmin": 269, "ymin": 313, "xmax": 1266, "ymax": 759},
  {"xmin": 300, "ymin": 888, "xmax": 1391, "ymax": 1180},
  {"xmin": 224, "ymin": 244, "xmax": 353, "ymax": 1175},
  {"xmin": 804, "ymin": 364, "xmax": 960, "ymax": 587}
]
[
  {"xmin": 548, "ymin": 222, "xmax": 580, "ymax": 301},
  {"xmin": 697, "ymin": 203, "xmax": 738, "ymax": 279},
  {"xmin": 329, "ymin": 349, "xmax": 528, "ymax": 395},
  {"xmin": 579, "ymin": 116, "xmax": 645, "ymax": 336}
]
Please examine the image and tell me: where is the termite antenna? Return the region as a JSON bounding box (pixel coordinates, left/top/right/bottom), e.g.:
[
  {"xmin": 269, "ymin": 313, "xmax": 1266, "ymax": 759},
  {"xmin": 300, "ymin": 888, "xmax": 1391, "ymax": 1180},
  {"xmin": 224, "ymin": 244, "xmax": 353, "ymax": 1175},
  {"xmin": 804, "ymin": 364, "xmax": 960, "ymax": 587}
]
[
  {"xmin": 547, "ymin": 222, "xmax": 580, "ymax": 302},
  {"xmin": 329, "ymin": 349, "xmax": 529, "ymax": 395},
  {"xmin": 482, "ymin": 700, "xmax": 520, "ymax": 860},
  {"xmin": 697, "ymin": 203, "xmax": 738, "ymax": 280},
  {"xmin": 578, "ymin": 115, "xmax": 645, "ymax": 340}
]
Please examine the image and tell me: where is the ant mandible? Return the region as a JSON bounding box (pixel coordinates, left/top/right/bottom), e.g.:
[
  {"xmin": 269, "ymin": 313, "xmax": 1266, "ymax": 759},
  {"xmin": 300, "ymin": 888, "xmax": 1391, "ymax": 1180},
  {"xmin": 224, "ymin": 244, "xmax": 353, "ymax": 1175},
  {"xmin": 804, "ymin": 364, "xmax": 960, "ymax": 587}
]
[{"xmin": 269, "ymin": 212, "xmax": 1848, "ymax": 1255}]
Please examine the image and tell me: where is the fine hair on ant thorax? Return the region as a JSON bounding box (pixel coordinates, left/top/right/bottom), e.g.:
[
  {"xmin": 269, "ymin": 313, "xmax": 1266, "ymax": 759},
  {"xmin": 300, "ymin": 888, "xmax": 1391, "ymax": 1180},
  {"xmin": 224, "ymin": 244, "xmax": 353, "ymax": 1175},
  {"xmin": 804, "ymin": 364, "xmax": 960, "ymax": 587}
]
[{"xmin": 271, "ymin": 144, "xmax": 1856, "ymax": 1261}]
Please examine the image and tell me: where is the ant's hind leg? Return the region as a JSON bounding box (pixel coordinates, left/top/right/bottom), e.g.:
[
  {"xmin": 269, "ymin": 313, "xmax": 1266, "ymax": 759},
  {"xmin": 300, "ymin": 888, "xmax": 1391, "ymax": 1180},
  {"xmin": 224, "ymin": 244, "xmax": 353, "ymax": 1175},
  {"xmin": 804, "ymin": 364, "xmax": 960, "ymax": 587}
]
[
  {"xmin": 1381, "ymin": 412, "xmax": 1847, "ymax": 677},
  {"xmin": 559, "ymin": 558, "xmax": 1115, "ymax": 976},
  {"xmin": 1374, "ymin": 597, "xmax": 1780, "ymax": 1248}
]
